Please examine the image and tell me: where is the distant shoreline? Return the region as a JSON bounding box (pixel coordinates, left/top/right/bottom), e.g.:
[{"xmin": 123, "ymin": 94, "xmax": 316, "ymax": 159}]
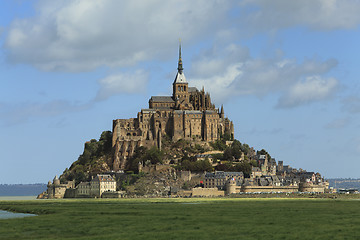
[
  {"xmin": 0, "ymin": 196, "xmax": 37, "ymax": 201},
  {"xmin": 0, "ymin": 184, "xmax": 46, "ymax": 197}
]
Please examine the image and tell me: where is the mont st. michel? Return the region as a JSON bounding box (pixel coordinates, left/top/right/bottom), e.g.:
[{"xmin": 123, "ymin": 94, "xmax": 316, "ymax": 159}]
[{"xmin": 38, "ymin": 46, "xmax": 328, "ymax": 199}]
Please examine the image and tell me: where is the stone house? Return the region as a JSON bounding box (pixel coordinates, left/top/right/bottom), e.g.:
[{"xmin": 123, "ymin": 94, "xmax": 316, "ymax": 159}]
[
  {"xmin": 251, "ymin": 167, "xmax": 262, "ymax": 178},
  {"xmin": 205, "ymin": 171, "xmax": 244, "ymax": 190},
  {"xmin": 90, "ymin": 174, "xmax": 117, "ymax": 198},
  {"xmin": 74, "ymin": 174, "xmax": 117, "ymax": 198},
  {"xmin": 76, "ymin": 182, "xmax": 90, "ymax": 196}
]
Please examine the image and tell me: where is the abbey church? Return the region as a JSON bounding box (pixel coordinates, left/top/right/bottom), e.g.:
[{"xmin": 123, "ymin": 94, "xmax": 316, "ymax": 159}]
[{"xmin": 112, "ymin": 45, "xmax": 234, "ymax": 170}]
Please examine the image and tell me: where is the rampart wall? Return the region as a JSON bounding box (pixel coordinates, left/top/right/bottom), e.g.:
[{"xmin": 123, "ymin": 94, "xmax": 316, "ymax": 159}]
[{"xmin": 192, "ymin": 187, "xmax": 224, "ymax": 197}]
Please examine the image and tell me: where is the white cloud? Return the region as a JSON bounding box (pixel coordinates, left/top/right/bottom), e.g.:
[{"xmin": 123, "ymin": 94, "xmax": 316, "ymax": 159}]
[
  {"xmin": 3, "ymin": 0, "xmax": 359, "ymax": 74},
  {"xmin": 95, "ymin": 70, "xmax": 148, "ymax": 101},
  {"xmin": 277, "ymin": 76, "xmax": 338, "ymax": 108},
  {"xmin": 190, "ymin": 43, "xmax": 338, "ymax": 107},
  {"xmin": 3, "ymin": 0, "xmax": 231, "ymax": 71},
  {"xmin": 240, "ymin": 0, "xmax": 360, "ymax": 31}
]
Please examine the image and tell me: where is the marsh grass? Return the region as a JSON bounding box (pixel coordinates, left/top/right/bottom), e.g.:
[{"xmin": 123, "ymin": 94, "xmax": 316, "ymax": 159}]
[{"xmin": 0, "ymin": 198, "xmax": 359, "ymax": 239}]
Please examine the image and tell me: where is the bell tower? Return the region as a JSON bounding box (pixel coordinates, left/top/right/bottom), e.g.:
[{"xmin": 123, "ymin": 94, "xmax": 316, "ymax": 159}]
[{"xmin": 173, "ymin": 43, "xmax": 189, "ymax": 105}]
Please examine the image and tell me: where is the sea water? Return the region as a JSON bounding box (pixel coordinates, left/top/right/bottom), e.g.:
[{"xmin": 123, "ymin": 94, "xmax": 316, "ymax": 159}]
[
  {"xmin": 0, "ymin": 210, "xmax": 36, "ymax": 219},
  {"xmin": 0, "ymin": 196, "xmax": 37, "ymax": 219}
]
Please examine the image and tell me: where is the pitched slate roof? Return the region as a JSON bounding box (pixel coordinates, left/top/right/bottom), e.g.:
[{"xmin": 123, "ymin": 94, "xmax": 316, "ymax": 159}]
[
  {"xmin": 188, "ymin": 87, "xmax": 198, "ymax": 93},
  {"xmin": 149, "ymin": 96, "xmax": 175, "ymax": 103},
  {"xmin": 173, "ymin": 71, "xmax": 187, "ymax": 84},
  {"xmin": 92, "ymin": 174, "xmax": 115, "ymax": 182}
]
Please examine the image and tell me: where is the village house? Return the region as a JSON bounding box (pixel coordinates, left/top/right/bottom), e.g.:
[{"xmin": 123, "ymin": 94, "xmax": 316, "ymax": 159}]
[{"xmin": 74, "ymin": 174, "xmax": 117, "ymax": 198}]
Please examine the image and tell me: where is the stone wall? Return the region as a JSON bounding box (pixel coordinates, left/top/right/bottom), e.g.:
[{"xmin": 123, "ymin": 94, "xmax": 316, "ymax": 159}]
[
  {"xmin": 225, "ymin": 183, "xmax": 299, "ymax": 194},
  {"xmin": 192, "ymin": 187, "xmax": 224, "ymax": 197},
  {"xmin": 299, "ymin": 182, "xmax": 326, "ymax": 193},
  {"xmin": 102, "ymin": 191, "xmax": 125, "ymax": 198},
  {"xmin": 141, "ymin": 164, "xmax": 173, "ymax": 174},
  {"xmin": 240, "ymin": 185, "xmax": 299, "ymax": 194}
]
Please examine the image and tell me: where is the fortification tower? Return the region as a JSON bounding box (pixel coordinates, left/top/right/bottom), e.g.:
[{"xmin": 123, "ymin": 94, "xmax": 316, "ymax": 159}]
[
  {"xmin": 53, "ymin": 175, "xmax": 60, "ymax": 185},
  {"xmin": 226, "ymin": 178, "xmax": 237, "ymax": 195}
]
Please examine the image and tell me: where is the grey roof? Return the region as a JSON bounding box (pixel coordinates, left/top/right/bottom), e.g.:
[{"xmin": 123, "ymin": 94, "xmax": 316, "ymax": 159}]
[
  {"xmin": 173, "ymin": 72, "xmax": 187, "ymax": 84},
  {"xmin": 188, "ymin": 87, "xmax": 198, "ymax": 93},
  {"xmin": 141, "ymin": 109, "xmax": 157, "ymax": 113},
  {"xmin": 259, "ymin": 178, "xmax": 269, "ymax": 186},
  {"xmin": 77, "ymin": 182, "xmax": 90, "ymax": 187},
  {"xmin": 150, "ymin": 96, "xmax": 175, "ymax": 103},
  {"xmin": 204, "ymin": 110, "xmax": 217, "ymax": 114},
  {"xmin": 91, "ymin": 174, "xmax": 115, "ymax": 182},
  {"xmin": 184, "ymin": 110, "xmax": 202, "ymax": 114},
  {"xmin": 151, "ymin": 106, "xmax": 173, "ymax": 110},
  {"xmin": 205, "ymin": 171, "xmax": 244, "ymax": 179}
]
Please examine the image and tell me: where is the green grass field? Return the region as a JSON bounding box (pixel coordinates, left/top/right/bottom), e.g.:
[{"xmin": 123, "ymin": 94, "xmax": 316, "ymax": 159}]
[{"xmin": 0, "ymin": 198, "xmax": 359, "ymax": 239}]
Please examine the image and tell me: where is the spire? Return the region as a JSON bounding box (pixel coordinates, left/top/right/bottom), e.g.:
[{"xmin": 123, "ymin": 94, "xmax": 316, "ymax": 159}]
[
  {"xmin": 177, "ymin": 40, "xmax": 183, "ymax": 73},
  {"xmin": 173, "ymin": 41, "xmax": 187, "ymax": 84},
  {"xmin": 220, "ymin": 105, "xmax": 224, "ymax": 118}
]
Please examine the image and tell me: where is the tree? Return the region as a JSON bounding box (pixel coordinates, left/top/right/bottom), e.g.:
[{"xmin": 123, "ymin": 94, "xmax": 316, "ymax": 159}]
[
  {"xmin": 222, "ymin": 132, "xmax": 232, "ymax": 141},
  {"xmin": 99, "ymin": 131, "xmax": 112, "ymax": 153},
  {"xmin": 210, "ymin": 139, "xmax": 227, "ymax": 151},
  {"xmin": 250, "ymin": 160, "xmax": 258, "ymax": 167},
  {"xmin": 177, "ymin": 160, "xmax": 213, "ymax": 172},
  {"xmin": 258, "ymin": 149, "xmax": 271, "ymax": 160},
  {"xmin": 223, "ymin": 148, "xmax": 233, "ymax": 161},
  {"xmin": 233, "ymin": 162, "xmax": 252, "ymax": 177},
  {"xmin": 231, "ymin": 140, "xmax": 242, "ymax": 159},
  {"xmin": 240, "ymin": 143, "xmax": 250, "ymax": 155},
  {"xmin": 215, "ymin": 162, "xmax": 233, "ymax": 171},
  {"xmin": 146, "ymin": 147, "xmax": 163, "ymax": 164}
]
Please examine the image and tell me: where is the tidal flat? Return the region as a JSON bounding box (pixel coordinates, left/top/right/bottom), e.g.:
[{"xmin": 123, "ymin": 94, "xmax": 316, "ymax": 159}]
[{"xmin": 0, "ymin": 198, "xmax": 359, "ymax": 239}]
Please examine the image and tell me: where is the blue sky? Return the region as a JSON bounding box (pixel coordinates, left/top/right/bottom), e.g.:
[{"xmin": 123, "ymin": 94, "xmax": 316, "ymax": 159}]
[{"xmin": 1, "ymin": 0, "xmax": 360, "ymax": 183}]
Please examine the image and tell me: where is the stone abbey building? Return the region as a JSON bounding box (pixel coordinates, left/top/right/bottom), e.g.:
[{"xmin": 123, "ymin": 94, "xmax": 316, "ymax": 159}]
[{"xmin": 112, "ymin": 45, "xmax": 234, "ymax": 170}]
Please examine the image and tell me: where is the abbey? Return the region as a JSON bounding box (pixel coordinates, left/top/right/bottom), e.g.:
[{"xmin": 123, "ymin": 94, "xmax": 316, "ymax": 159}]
[{"xmin": 112, "ymin": 45, "xmax": 234, "ymax": 170}]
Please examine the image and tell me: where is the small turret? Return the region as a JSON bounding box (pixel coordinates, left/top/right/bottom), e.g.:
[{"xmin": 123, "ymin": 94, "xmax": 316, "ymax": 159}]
[
  {"xmin": 53, "ymin": 175, "xmax": 60, "ymax": 185},
  {"xmin": 226, "ymin": 178, "xmax": 237, "ymax": 195}
]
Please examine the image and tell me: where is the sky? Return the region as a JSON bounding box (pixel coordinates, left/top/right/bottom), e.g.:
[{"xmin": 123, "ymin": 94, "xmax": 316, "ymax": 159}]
[{"xmin": 1, "ymin": 0, "xmax": 360, "ymax": 184}]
